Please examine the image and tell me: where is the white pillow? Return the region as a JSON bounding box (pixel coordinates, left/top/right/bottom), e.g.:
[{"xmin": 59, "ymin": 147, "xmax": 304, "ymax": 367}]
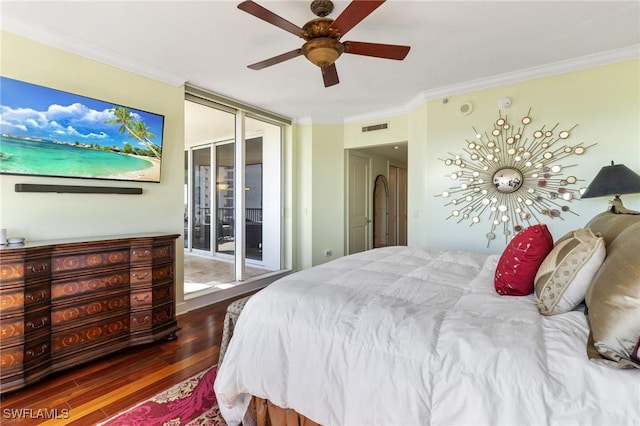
[{"xmin": 534, "ymin": 228, "xmax": 605, "ymax": 315}]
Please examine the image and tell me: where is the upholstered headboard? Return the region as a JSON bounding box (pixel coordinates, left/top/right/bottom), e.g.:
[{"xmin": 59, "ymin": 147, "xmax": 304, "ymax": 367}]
[{"xmin": 584, "ymin": 211, "xmax": 640, "ymax": 368}]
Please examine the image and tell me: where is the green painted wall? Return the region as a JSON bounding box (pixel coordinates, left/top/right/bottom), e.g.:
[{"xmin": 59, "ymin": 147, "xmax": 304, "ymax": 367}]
[
  {"xmin": 304, "ymin": 60, "xmax": 639, "ymax": 256},
  {"xmin": 3, "ymin": 29, "xmax": 638, "ymax": 280},
  {"xmin": 0, "ymin": 30, "xmax": 187, "ymax": 304}
]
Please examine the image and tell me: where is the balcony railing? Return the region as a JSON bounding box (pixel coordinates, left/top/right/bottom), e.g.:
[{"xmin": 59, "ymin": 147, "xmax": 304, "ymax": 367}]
[
  {"xmin": 216, "ymin": 207, "xmax": 262, "ymax": 223},
  {"xmin": 194, "ymin": 207, "xmax": 263, "ymax": 224}
]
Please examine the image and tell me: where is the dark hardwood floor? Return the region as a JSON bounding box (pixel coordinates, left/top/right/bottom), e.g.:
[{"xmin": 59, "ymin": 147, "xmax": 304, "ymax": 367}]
[{"xmin": 0, "ymin": 293, "xmax": 252, "ymax": 425}]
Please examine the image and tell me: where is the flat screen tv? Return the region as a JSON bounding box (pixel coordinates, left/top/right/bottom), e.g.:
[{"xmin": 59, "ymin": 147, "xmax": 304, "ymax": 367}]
[{"xmin": 0, "ymin": 76, "xmax": 165, "ymax": 183}]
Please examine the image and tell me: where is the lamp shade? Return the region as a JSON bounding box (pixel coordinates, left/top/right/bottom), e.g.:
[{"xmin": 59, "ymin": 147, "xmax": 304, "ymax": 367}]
[{"xmin": 581, "ymin": 162, "xmax": 640, "ymax": 199}]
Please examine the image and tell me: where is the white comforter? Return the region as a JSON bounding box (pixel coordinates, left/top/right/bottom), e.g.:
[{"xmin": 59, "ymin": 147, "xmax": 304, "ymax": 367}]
[{"xmin": 214, "ymin": 246, "xmax": 640, "ymax": 425}]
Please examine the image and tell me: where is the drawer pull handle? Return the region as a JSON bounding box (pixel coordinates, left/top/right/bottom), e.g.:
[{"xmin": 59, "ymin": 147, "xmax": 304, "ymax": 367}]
[
  {"xmin": 133, "ymin": 250, "xmax": 151, "ymax": 257},
  {"xmin": 132, "ymin": 272, "xmax": 150, "ymax": 280},
  {"xmin": 26, "ymin": 318, "xmax": 48, "ymax": 329},
  {"xmin": 133, "ymin": 315, "xmax": 150, "ymax": 324},
  {"xmin": 26, "ymin": 291, "xmax": 47, "ymax": 301},
  {"xmin": 28, "ymin": 264, "xmax": 48, "ymax": 273},
  {"xmin": 133, "ymin": 294, "xmax": 149, "ymax": 302},
  {"xmin": 26, "ymin": 344, "xmax": 48, "ymax": 358}
]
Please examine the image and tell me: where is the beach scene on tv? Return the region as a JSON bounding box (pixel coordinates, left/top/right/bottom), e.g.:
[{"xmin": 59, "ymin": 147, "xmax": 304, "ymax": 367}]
[{"xmin": 0, "ymin": 76, "xmax": 164, "ymax": 183}]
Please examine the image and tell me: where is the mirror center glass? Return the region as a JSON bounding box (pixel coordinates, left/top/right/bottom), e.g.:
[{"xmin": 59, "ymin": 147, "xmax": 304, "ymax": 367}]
[{"xmin": 493, "ymin": 167, "xmax": 523, "ymax": 193}]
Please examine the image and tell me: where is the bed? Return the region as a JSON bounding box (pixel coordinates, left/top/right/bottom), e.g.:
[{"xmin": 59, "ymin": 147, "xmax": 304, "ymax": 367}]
[{"xmin": 214, "ymin": 211, "xmax": 640, "ymax": 425}]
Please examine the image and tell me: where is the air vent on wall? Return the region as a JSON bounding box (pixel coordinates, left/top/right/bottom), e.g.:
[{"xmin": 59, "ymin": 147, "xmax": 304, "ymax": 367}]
[{"xmin": 362, "ymin": 122, "xmax": 389, "ymax": 133}]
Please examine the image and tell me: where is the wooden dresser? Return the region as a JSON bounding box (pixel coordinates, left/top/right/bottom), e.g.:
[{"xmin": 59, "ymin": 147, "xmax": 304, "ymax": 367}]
[{"xmin": 0, "ymin": 233, "xmax": 180, "ymax": 394}]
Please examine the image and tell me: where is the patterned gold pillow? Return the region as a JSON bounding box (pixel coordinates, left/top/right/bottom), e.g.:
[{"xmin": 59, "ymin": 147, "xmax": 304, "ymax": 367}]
[{"xmin": 534, "ymin": 228, "xmax": 605, "ymax": 315}]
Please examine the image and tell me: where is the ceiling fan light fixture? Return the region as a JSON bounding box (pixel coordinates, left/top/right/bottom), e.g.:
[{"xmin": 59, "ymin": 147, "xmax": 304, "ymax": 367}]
[
  {"xmin": 238, "ymin": 0, "xmax": 411, "ymax": 86},
  {"xmin": 302, "ymin": 38, "xmax": 344, "ymax": 68}
]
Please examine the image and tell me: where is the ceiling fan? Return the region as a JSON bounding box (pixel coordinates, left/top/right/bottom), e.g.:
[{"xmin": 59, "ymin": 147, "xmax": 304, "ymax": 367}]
[{"xmin": 238, "ymin": 0, "xmax": 411, "ymax": 87}]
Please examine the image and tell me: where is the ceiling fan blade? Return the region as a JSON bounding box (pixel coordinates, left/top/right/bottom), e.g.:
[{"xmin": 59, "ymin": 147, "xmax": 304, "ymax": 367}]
[
  {"xmin": 238, "ymin": 0, "xmax": 305, "ymax": 37},
  {"xmin": 322, "ymin": 64, "xmax": 339, "ymax": 87},
  {"xmin": 247, "ymin": 49, "xmax": 303, "ymax": 70},
  {"xmin": 344, "ymin": 41, "xmax": 410, "ymax": 60},
  {"xmin": 329, "ymin": 0, "xmax": 385, "ymax": 37}
]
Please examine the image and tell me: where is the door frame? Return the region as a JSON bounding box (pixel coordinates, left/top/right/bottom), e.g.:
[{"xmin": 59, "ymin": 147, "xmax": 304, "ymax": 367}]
[{"xmin": 345, "ymin": 150, "xmax": 373, "ymax": 255}]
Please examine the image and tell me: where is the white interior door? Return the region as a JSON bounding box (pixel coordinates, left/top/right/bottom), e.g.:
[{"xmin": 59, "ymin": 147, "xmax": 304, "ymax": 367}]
[{"xmin": 348, "ymin": 151, "xmax": 371, "ymax": 254}]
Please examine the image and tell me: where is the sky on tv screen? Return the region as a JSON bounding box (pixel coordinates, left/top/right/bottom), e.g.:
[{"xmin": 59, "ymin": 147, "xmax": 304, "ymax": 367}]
[{"xmin": 0, "ymin": 76, "xmax": 164, "ymax": 150}]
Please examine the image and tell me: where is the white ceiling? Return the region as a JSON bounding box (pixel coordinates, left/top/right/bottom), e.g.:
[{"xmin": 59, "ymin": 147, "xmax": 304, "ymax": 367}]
[{"xmin": 1, "ymin": 1, "xmax": 639, "ymax": 123}]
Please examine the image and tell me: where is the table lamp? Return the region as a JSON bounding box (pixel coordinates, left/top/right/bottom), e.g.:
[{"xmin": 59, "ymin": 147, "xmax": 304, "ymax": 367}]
[{"xmin": 581, "ymin": 161, "xmax": 640, "ymax": 214}]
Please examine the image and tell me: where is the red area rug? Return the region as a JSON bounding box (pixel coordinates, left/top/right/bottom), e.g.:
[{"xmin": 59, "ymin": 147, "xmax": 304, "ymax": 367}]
[{"xmin": 99, "ymin": 364, "xmax": 225, "ymax": 426}]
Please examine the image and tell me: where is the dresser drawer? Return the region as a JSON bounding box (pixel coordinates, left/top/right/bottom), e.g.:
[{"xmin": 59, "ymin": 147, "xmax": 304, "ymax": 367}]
[
  {"xmin": 130, "ymin": 304, "xmax": 176, "ymax": 329},
  {"xmin": 52, "ymin": 249, "xmax": 130, "ymax": 274},
  {"xmin": 153, "ymin": 263, "xmax": 174, "ymax": 282},
  {"xmin": 0, "ymin": 314, "xmax": 24, "ymax": 341},
  {"xmin": 51, "ymin": 293, "xmax": 129, "ymax": 326},
  {"xmin": 152, "ymin": 242, "xmax": 174, "ymax": 263},
  {"xmin": 130, "ymin": 267, "xmax": 152, "ymax": 286},
  {"xmin": 0, "ymin": 287, "xmax": 25, "ymax": 312},
  {"xmin": 153, "ymin": 284, "xmax": 173, "ymax": 305},
  {"xmin": 24, "ymin": 284, "xmax": 50, "ymax": 306},
  {"xmin": 25, "ymin": 257, "xmax": 51, "ymax": 279},
  {"xmin": 130, "ymin": 245, "xmax": 153, "ymax": 265},
  {"xmin": 1, "ymin": 336, "xmax": 51, "ymax": 370},
  {"xmin": 152, "ymin": 302, "xmax": 174, "ymax": 326},
  {"xmin": 24, "ymin": 337, "xmax": 50, "ymax": 364},
  {"xmin": 24, "ymin": 307, "xmax": 51, "ymax": 336},
  {"xmin": 51, "ymin": 315, "xmax": 130, "ymax": 353},
  {"xmin": 0, "ymin": 259, "xmax": 24, "ymax": 283},
  {"xmin": 131, "ymin": 310, "xmax": 152, "ymax": 329},
  {"xmin": 51, "ymin": 270, "xmax": 129, "ymax": 301},
  {"xmin": 130, "ymin": 290, "xmax": 151, "ymax": 307},
  {"xmin": 0, "ymin": 284, "xmax": 50, "ymax": 314},
  {"xmin": 1, "ymin": 309, "xmax": 50, "ymax": 348},
  {"xmin": 0, "ymin": 257, "xmax": 51, "ymax": 284},
  {"xmin": 130, "ymin": 263, "xmax": 173, "ymax": 287},
  {"xmin": 130, "ymin": 284, "xmax": 173, "ymax": 308},
  {"xmin": 1, "ymin": 342, "xmax": 24, "ymax": 370}
]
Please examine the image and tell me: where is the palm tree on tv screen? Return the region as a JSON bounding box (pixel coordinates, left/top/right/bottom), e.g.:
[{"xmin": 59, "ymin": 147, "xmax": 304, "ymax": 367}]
[
  {"xmin": 131, "ymin": 120, "xmax": 162, "ymax": 158},
  {"xmin": 105, "ymin": 106, "xmax": 161, "ymax": 159}
]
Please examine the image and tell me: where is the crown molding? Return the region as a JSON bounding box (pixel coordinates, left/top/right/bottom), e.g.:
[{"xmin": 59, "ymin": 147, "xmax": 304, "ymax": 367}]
[
  {"xmin": 294, "ymin": 117, "xmax": 314, "ymax": 126},
  {"xmin": 417, "ymin": 45, "xmax": 640, "ymax": 102},
  {"xmin": 343, "ymin": 45, "xmax": 640, "ymax": 124},
  {"xmin": 343, "ymin": 104, "xmax": 413, "ymax": 125},
  {"xmin": 1, "ymin": 20, "xmax": 188, "ymax": 87},
  {"xmin": 293, "ymin": 116, "xmax": 345, "ymax": 126},
  {"xmin": 3, "ymin": 14, "xmax": 637, "ymax": 123}
]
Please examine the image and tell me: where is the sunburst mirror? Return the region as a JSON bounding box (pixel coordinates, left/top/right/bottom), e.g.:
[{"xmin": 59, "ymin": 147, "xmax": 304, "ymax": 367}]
[{"xmin": 437, "ymin": 108, "xmax": 595, "ymax": 246}]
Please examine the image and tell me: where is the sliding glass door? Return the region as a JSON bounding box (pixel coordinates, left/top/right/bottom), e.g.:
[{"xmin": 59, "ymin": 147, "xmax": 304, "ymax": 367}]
[
  {"xmin": 191, "ymin": 146, "xmax": 212, "ymax": 252},
  {"xmin": 184, "ymin": 96, "xmax": 283, "ymax": 296},
  {"xmin": 215, "ymin": 142, "xmax": 235, "ymax": 256},
  {"xmin": 245, "ymin": 137, "xmax": 263, "ymax": 261}
]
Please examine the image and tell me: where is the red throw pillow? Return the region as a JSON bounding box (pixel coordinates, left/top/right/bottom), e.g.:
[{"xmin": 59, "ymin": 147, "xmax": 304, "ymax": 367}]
[{"xmin": 494, "ymin": 224, "xmax": 554, "ymax": 296}]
